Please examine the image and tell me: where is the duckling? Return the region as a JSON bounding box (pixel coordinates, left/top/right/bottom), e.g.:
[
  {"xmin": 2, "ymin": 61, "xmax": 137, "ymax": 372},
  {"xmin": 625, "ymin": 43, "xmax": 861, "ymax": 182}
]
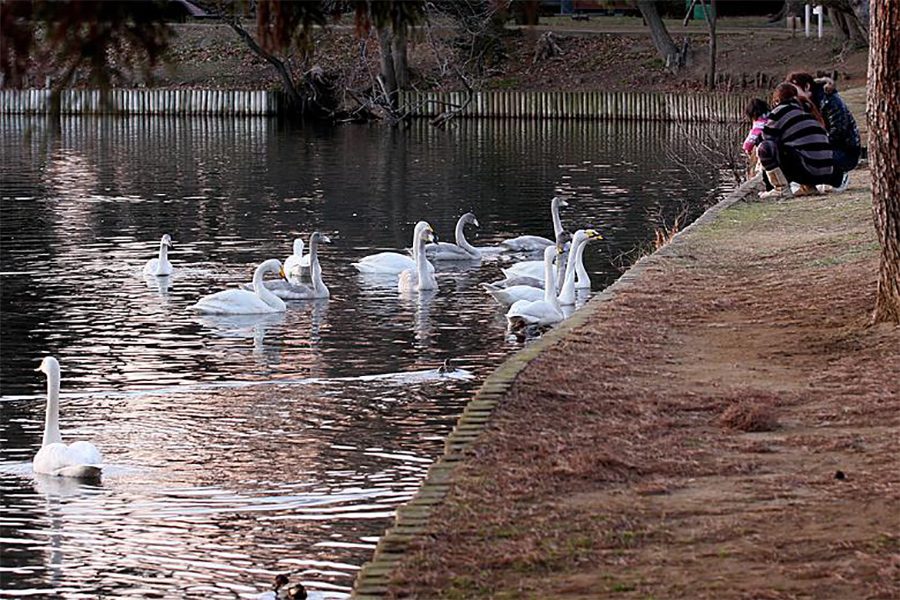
[{"xmin": 438, "ymin": 358, "xmax": 456, "ymax": 375}]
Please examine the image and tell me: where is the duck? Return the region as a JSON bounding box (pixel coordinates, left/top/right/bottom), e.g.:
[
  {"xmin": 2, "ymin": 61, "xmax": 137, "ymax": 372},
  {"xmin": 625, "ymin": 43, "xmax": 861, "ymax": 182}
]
[
  {"xmin": 243, "ymin": 233, "xmax": 330, "ymax": 300},
  {"xmin": 191, "ymin": 259, "xmax": 288, "ymax": 314},
  {"xmin": 398, "ymin": 222, "xmax": 438, "ymax": 292},
  {"xmin": 352, "ymin": 222, "xmax": 434, "ymax": 275},
  {"xmin": 422, "ymin": 212, "xmax": 482, "ymax": 261},
  {"xmin": 32, "ymin": 356, "xmax": 103, "ymax": 479},
  {"xmin": 256, "ymin": 574, "xmax": 323, "ymax": 600},
  {"xmin": 499, "ymin": 196, "xmax": 568, "ymax": 252},
  {"xmin": 143, "ymin": 234, "xmax": 174, "ymax": 276},
  {"xmin": 506, "ymin": 244, "xmax": 565, "ymax": 330},
  {"xmin": 283, "ymin": 238, "xmax": 311, "ymax": 282}
]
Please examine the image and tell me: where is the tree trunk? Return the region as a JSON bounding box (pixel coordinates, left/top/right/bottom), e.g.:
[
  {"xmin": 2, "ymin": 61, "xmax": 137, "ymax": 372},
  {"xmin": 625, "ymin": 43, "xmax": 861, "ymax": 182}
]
[
  {"xmin": 703, "ymin": 0, "xmax": 716, "ymax": 90},
  {"xmin": 868, "ymin": 0, "xmax": 900, "ymax": 323},
  {"xmin": 831, "ymin": 9, "xmax": 851, "ymax": 42},
  {"xmin": 227, "ymin": 20, "xmax": 306, "ymax": 111},
  {"xmin": 635, "ymin": 1, "xmax": 679, "ymax": 69},
  {"xmin": 376, "ymin": 27, "xmax": 398, "ymax": 109},
  {"xmin": 391, "ymin": 27, "xmax": 409, "ymax": 89}
]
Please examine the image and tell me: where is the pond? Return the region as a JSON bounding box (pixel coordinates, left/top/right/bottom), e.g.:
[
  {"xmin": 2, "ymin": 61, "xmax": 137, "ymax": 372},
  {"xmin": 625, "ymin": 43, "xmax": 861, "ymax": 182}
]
[{"xmin": 0, "ymin": 115, "xmax": 735, "ymax": 598}]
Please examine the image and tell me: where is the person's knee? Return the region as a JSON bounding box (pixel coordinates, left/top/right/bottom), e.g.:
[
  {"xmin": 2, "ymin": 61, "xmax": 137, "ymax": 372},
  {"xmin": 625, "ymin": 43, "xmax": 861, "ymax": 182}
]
[{"xmin": 757, "ymin": 141, "xmax": 778, "ymax": 168}]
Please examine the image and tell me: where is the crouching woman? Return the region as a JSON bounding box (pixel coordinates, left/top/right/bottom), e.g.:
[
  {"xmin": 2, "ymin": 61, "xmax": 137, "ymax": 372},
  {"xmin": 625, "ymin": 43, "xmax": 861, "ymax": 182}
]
[{"xmin": 757, "ymin": 83, "xmax": 833, "ymax": 199}]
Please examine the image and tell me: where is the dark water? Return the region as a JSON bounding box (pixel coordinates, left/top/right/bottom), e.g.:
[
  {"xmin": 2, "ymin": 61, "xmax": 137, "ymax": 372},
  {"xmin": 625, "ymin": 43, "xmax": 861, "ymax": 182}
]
[{"xmin": 0, "ymin": 115, "xmax": 735, "ymax": 598}]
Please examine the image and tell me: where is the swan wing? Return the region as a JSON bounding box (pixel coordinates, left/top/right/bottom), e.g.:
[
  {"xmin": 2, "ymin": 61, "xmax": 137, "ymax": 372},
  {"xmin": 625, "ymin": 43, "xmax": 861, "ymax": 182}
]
[
  {"xmin": 424, "ymin": 242, "xmax": 479, "ymax": 261},
  {"xmin": 192, "ymin": 289, "xmax": 276, "ymax": 314},
  {"xmin": 34, "ymin": 442, "xmax": 102, "ymax": 478},
  {"xmin": 353, "ymin": 252, "xmax": 415, "ymax": 275},
  {"xmin": 243, "ymin": 280, "xmax": 320, "ymax": 300},
  {"xmin": 506, "ymin": 299, "xmax": 564, "ymax": 326},
  {"xmin": 143, "ymin": 258, "xmax": 159, "ymax": 275},
  {"xmin": 501, "ymin": 260, "xmax": 544, "ymax": 280},
  {"xmin": 482, "ymin": 283, "xmax": 542, "ymax": 306},
  {"xmin": 500, "ymin": 235, "xmax": 553, "ymax": 252}
]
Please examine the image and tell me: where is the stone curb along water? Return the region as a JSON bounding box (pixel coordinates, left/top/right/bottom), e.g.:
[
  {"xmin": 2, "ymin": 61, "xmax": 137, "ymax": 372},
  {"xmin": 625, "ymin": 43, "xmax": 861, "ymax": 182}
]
[{"xmin": 351, "ymin": 174, "xmax": 764, "ymax": 599}]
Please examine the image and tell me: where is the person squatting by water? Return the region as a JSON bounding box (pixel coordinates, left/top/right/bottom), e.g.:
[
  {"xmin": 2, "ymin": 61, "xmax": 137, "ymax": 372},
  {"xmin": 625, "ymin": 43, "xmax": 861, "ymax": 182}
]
[
  {"xmin": 786, "ymin": 71, "xmax": 861, "ymax": 192},
  {"xmin": 757, "ymin": 82, "xmax": 833, "ymax": 199},
  {"xmin": 742, "ymin": 98, "xmax": 771, "ymax": 180}
]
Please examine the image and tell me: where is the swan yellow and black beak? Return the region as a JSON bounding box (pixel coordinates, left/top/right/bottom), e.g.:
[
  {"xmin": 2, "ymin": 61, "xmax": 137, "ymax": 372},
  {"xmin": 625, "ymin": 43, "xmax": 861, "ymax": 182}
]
[
  {"xmin": 585, "ymin": 229, "xmax": 604, "ymax": 240},
  {"xmin": 279, "ymin": 266, "xmax": 287, "ymax": 281}
]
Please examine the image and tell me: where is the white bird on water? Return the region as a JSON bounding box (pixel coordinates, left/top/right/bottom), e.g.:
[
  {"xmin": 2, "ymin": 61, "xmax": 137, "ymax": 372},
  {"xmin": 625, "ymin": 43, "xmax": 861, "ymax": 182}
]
[
  {"xmin": 191, "ymin": 259, "xmax": 288, "ymax": 314},
  {"xmin": 499, "ymin": 196, "xmax": 568, "ymax": 252},
  {"xmin": 32, "ymin": 356, "xmax": 103, "ymax": 479},
  {"xmin": 143, "ymin": 234, "xmax": 174, "ymax": 276}
]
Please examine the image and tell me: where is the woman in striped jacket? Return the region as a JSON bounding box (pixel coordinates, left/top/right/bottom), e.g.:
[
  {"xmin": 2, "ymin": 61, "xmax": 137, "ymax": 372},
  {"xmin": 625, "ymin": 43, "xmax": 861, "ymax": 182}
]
[{"xmin": 757, "ymin": 82, "xmax": 833, "ymax": 199}]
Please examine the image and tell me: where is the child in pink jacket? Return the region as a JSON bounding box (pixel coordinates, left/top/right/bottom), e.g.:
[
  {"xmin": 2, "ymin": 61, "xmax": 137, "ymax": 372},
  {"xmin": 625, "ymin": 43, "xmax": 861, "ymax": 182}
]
[{"xmin": 743, "ymin": 98, "xmax": 770, "ymax": 178}]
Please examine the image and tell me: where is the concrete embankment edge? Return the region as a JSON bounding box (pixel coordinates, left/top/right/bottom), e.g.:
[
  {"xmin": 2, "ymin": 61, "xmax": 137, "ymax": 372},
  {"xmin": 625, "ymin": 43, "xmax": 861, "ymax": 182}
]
[{"xmin": 351, "ymin": 174, "xmax": 763, "ymax": 598}]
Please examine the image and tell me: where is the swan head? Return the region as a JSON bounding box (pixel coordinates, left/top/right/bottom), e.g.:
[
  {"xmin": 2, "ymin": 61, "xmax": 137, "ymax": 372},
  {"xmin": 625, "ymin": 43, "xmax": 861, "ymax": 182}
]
[
  {"xmin": 585, "ymin": 228, "xmax": 603, "ymax": 240},
  {"xmin": 555, "ymin": 230, "xmax": 572, "ymax": 247},
  {"xmin": 310, "ymin": 231, "xmax": 331, "ymax": 244},
  {"xmin": 259, "ymin": 259, "xmax": 287, "ymax": 281},
  {"xmin": 160, "ymin": 234, "xmax": 173, "ymax": 248},
  {"xmin": 461, "ymin": 212, "xmax": 479, "ymax": 228},
  {"xmin": 292, "ymin": 238, "xmax": 304, "ymax": 255},
  {"xmin": 36, "ymin": 356, "xmax": 60, "ymax": 377},
  {"xmin": 552, "ymin": 196, "xmax": 569, "ymax": 209},
  {"xmin": 413, "ymin": 221, "xmax": 436, "ymax": 243}
]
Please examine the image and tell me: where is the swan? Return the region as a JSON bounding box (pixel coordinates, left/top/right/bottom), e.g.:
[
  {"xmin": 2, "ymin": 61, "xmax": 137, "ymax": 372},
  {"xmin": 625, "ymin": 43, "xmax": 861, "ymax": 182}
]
[
  {"xmin": 574, "ymin": 232, "xmax": 595, "ymax": 289},
  {"xmin": 423, "ymin": 212, "xmax": 481, "ymax": 261},
  {"xmin": 352, "ymin": 222, "xmax": 433, "ymax": 275},
  {"xmin": 32, "ymin": 357, "xmax": 102, "ymax": 479},
  {"xmin": 487, "ymin": 274, "xmax": 545, "ymax": 289},
  {"xmin": 557, "ymin": 229, "xmax": 602, "ymax": 304},
  {"xmin": 283, "ymin": 238, "xmax": 311, "ymax": 282},
  {"xmin": 398, "ymin": 222, "xmax": 438, "ymax": 292},
  {"xmin": 192, "ymin": 259, "xmax": 288, "ymax": 314},
  {"xmin": 499, "ymin": 196, "xmax": 568, "ymax": 252},
  {"xmin": 143, "ymin": 234, "xmax": 174, "ymax": 276},
  {"xmin": 501, "ymin": 231, "xmax": 571, "ymax": 280},
  {"xmin": 244, "ymin": 233, "xmax": 330, "ymax": 300},
  {"xmin": 506, "ymin": 245, "xmax": 565, "ymax": 329},
  {"xmin": 484, "ymin": 230, "xmax": 601, "ymax": 306}
]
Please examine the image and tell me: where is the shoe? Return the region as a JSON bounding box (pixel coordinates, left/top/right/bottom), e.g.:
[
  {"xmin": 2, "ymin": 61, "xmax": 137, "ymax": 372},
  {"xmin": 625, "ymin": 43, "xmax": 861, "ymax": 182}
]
[
  {"xmin": 833, "ymin": 172, "xmax": 850, "ymax": 192},
  {"xmin": 759, "ymin": 187, "xmax": 792, "ymax": 199},
  {"xmin": 793, "ymin": 184, "xmax": 822, "ymax": 197}
]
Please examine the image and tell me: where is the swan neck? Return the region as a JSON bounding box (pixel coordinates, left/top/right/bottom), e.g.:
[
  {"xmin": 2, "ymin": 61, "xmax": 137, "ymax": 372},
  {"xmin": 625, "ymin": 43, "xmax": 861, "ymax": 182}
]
[
  {"xmin": 543, "ymin": 252, "xmax": 559, "ymax": 306},
  {"xmin": 42, "ymin": 371, "xmax": 62, "ymax": 447},
  {"xmin": 559, "ymin": 239, "xmax": 581, "ymax": 298},
  {"xmin": 253, "ymin": 263, "xmax": 282, "ymax": 308},
  {"xmin": 575, "ymin": 241, "xmax": 590, "ymax": 284},
  {"xmin": 455, "ymin": 219, "xmax": 478, "ymax": 255},
  {"xmin": 158, "ymin": 242, "xmax": 168, "ymax": 264},
  {"xmin": 309, "ymin": 238, "xmax": 325, "ymax": 292},
  {"xmin": 415, "ymin": 233, "xmax": 429, "ymax": 282},
  {"xmin": 551, "ymin": 199, "xmax": 564, "ymax": 237}
]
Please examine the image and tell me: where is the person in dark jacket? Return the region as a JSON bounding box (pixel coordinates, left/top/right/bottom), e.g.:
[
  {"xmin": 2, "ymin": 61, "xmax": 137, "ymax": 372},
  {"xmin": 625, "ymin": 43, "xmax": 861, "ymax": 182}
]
[
  {"xmin": 787, "ymin": 71, "xmax": 860, "ymax": 191},
  {"xmin": 757, "ymin": 82, "xmax": 833, "ymax": 199}
]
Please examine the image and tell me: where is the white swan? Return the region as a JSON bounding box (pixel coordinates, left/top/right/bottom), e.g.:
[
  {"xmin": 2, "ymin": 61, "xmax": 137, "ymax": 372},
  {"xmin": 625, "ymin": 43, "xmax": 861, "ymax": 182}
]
[
  {"xmin": 283, "ymin": 238, "xmax": 311, "ymax": 282},
  {"xmin": 499, "ymin": 197, "xmax": 568, "ymax": 252},
  {"xmin": 557, "ymin": 229, "xmax": 602, "ymax": 304},
  {"xmin": 501, "ymin": 230, "xmax": 571, "ymax": 280},
  {"xmin": 143, "ymin": 234, "xmax": 174, "ymax": 276},
  {"xmin": 245, "ymin": 233, "xmax": 330, "ymax": 300},
  {"xmin": 32, "ymin": 357, "xmax": 102, "ymax": 479},
  {"xmin": 506, "ymin": 245, "xmax": 565, "ymax": 329},
  {"xmin": 192, "ymin": 259, "xmax": 287, "ymax": 314},
  {"xmin": 352, "ymin": 222, "xmax": 433, "ymax": 275},
  {"xmin": 398, "ymin": 222, "xmax": 438, "ymax": 292},
  {"xmin": 574, "ymin": 233, "xmax": 594, "ymax": 289},
  {"xmin": 423, "ymin": 212, "xmax": 481, "ymax": 261},
  {"xmin": 484, "ymin": 230, "xmax": 601, "ymax": 306},
  {"xmin": 487, "ymin": 274, "xmax": 545, "ymax": 289}
]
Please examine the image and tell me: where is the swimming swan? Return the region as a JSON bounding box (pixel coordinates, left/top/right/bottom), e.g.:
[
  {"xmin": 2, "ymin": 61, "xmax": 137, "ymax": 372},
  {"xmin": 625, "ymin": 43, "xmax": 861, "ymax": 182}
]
[
  {"xmin": 245, "ymin": 233, "xmax": 330, "ymax": 300},
  {"xmin": 423, "ymin": 212, "xmax": 482, "ymax": 261},
  {"xmin": 283, "ymin": 238, "xmax": 311, "ymax": 282},
  {"xmin": 398, "ymin": 222, "xmax": 438, "ymax": 292},
  {"xmin": 192, "ymin": 259, "xmax": 288, "ymax": 314},
  {"xmin": 506, "ymin": 245, "xmax": 565, "ymax": 329},
  {"xmin": 32, "ymin": 357, "xmax": 102, "ymax": 479},
  {"xmin": 499, "ymin": 197, "xmax": 568, "ymax": 252},
  {"xmin": 501, "ymin": 230, "xmax": 571, "ymax": 280},
  {"xmin": 352, "ymin": 222, "xmax": 434, "ymax": 275},
  {"xmin": 484, "ymin": 230, "xmax": 601, "ymax": 306},
  {"xmin": 143, "ymin": 234, "xmax": 174, "ymax": 276},
  {"xmin": 557, "ymin": 229, "xmax": 602, "ymax": 304}
]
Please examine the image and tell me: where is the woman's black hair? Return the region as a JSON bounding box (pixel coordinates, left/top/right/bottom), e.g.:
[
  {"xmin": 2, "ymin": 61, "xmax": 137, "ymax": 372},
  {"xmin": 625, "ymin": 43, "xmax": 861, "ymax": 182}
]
[{"xmin": 745, "ymin": 98, "xmax": 770, "ymax": 121}]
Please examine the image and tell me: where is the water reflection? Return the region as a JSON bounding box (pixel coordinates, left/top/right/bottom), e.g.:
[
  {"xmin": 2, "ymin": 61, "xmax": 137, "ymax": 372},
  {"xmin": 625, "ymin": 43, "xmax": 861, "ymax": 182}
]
[{"xmin": 0, "ymin": 114, "xmax": 736, "ymax": 598}]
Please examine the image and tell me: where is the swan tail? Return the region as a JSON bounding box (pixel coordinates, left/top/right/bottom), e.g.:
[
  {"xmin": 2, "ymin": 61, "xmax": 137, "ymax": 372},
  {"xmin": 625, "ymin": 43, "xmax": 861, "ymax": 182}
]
[{"xmin": 52, "ymin": 464, "xmax": 102, "ymax": 479}]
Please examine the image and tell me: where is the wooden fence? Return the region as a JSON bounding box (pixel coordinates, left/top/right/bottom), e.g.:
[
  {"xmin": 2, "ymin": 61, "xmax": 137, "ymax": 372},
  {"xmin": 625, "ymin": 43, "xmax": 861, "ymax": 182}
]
[{"xmin": 0, "ymin": 88, "xmax": 750, "ymax": 122}]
